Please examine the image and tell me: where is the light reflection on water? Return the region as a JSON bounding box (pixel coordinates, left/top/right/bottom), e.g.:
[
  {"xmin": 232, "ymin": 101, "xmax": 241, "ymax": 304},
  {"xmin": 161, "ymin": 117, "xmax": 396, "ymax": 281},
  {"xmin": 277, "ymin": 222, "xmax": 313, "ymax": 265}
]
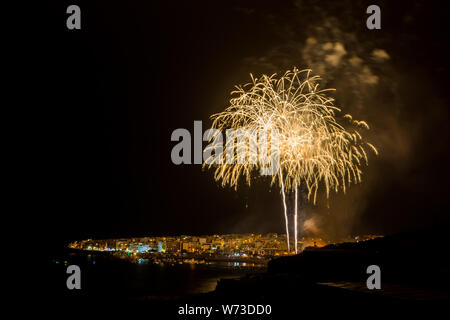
[
  {"xmin": 190, "ymin": 274, "xmax": 239, "ymax": 294},
  {"xmin": 63, "ymin": 251, "xmax": 266, "ymax": 296}
]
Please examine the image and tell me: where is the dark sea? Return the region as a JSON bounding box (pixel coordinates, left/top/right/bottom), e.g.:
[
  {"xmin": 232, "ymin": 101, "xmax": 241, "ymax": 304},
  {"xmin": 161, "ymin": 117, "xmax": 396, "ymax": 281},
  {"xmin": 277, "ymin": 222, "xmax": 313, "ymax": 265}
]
[{"xmin": 48, "ymin": 250, "xmax": 266, "ymax": 300}]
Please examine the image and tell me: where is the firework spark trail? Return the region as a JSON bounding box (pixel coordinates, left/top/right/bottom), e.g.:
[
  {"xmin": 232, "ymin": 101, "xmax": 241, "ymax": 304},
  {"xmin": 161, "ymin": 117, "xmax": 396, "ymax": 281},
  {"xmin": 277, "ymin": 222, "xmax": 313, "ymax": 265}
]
[
  {"xmin": 203, "ymin": 68, "xmax": 378, "ymax": 253},
  {"xmin": 294, "ymin": 182, "xmax": 298, "ymax": 254},
  {"xmin": 280, "ymin": 169, "xmax": 290, "ymax": 252}
]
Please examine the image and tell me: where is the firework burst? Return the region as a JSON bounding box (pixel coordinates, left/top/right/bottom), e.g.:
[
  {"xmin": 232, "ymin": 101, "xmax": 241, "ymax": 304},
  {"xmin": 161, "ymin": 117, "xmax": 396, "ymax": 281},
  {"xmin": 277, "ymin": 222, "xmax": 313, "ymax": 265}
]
[{"xmin": 204, "ymin": 68, "xmax": 377, "ymax": 253}]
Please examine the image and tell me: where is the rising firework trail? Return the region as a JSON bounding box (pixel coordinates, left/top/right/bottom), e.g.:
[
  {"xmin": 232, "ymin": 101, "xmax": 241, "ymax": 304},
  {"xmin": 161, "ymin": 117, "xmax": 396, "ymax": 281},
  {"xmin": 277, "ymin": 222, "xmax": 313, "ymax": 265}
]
[{"xmin": 204, "ymin": 68, "xmax": 378, "ymax": 253}]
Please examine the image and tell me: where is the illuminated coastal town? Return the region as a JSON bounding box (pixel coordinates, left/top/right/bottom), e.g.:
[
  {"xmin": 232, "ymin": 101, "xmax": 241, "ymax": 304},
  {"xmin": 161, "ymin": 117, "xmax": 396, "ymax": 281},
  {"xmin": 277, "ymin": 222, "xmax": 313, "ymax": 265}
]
[{"xmin": 68, "ymin": 234, "xmax": 382, "ymax": 266}]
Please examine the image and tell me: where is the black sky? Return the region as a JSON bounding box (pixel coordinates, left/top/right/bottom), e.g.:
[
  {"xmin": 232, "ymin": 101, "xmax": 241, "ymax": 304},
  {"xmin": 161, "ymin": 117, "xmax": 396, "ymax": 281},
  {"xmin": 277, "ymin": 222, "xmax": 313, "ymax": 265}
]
[{"xmin": 37, "ymin": 0, "xmax": 450, "ymax": 250}]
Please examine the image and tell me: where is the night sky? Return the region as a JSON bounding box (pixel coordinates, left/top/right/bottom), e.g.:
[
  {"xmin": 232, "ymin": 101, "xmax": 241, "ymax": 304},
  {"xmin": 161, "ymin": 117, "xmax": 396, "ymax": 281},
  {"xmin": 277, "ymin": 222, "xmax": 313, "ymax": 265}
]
[{"xmin": 38, "ymin": 0, "xmax": 450, "ymax": 251}]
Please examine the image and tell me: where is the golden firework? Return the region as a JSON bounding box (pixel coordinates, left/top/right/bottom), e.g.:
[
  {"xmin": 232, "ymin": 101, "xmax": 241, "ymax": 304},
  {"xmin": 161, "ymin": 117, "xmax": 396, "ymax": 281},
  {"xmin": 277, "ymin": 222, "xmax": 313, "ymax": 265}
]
[{"xmin": 204, "ymin": 68, "xmax": 377, "ymax": 253}]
